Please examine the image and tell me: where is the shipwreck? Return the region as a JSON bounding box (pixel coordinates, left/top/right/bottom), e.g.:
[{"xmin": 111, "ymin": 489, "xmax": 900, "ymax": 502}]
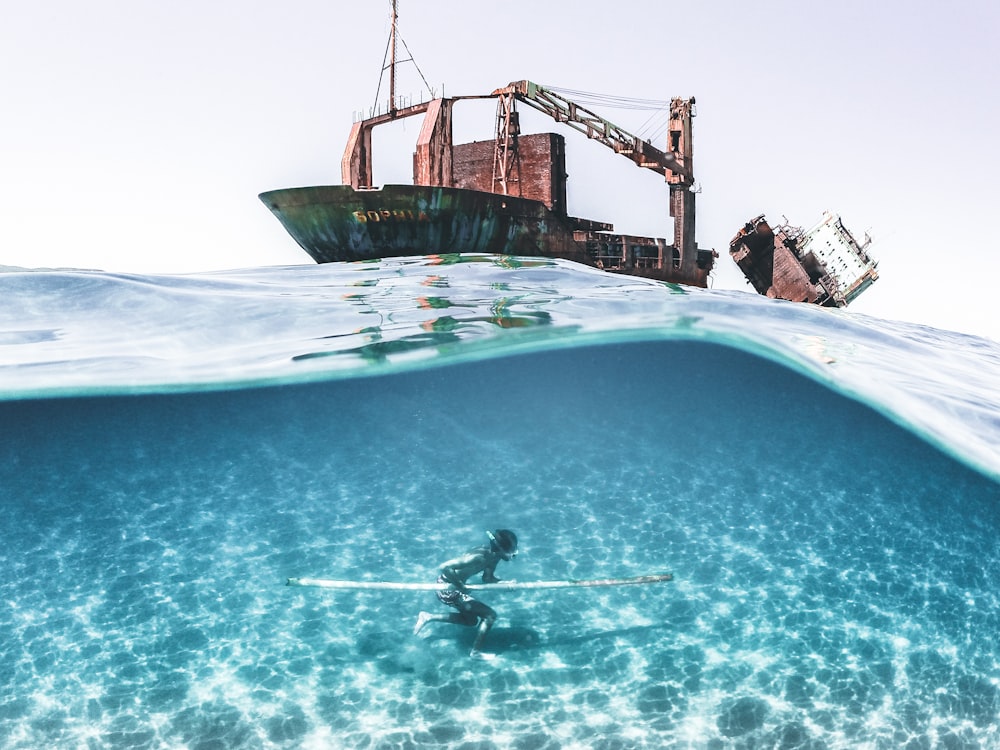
[
  {"xmin": 261, "ymin": 0, "xmax": 878, "ymax": 308},
  {"xmin": 729, "ymin": 213, "xmax": 879, "ymax": 307},
  {"xmin": 260, "ymin": 3, "xmax": 715, "ymax": 288}
]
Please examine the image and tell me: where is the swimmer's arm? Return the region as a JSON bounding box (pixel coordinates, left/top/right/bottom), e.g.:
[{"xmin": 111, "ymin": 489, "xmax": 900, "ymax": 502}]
[
  {"xmin": 439, "ymin": 553, "xmax": 476, "ymax": 590},
  {"xmin": 439, "ymin": 565, "xmax": 466, "ymax": 590},
  {"xmin": 482, "ymin": 560, "xmax": 500, "ymax": 584}
]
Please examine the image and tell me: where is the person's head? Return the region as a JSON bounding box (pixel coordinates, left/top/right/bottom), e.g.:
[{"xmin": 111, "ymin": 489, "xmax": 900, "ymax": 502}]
[{"xmin": 487, "ymin": 529, "xmax": 518, "ymax": 561}]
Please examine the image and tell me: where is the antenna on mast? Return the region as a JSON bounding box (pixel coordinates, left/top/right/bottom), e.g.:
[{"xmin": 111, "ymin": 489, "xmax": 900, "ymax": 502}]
[
  {"xmin": 388, "ymin": 0, "xmax": 398, "ymax": 115},
  {"xmin": 372, "ymin": 0, "xmax": 435, "ymax": 117}
]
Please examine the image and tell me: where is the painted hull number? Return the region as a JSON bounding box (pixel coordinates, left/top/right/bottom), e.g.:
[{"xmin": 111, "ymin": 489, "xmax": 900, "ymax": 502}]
[{"xmin": 353, "ymin": 209, "xmax": 430, "ymax": 223}]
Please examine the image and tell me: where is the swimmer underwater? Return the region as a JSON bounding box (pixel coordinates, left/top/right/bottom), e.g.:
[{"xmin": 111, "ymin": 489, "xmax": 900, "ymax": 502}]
[{"xmin": 413, "ymin": 529, "xmax": 519, "ymax": 659}]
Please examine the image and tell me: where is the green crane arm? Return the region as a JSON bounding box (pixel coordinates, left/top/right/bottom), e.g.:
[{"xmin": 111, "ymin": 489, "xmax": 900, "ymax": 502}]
[{"xmin": 492, "ymin": 80, "xmax": 692, "ymax": 182}]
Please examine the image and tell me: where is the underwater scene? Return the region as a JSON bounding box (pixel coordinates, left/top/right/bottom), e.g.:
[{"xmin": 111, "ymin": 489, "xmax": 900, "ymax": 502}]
[{"xmin": 2, "ymin": 255, "xmax": 999, "ymax": 748}]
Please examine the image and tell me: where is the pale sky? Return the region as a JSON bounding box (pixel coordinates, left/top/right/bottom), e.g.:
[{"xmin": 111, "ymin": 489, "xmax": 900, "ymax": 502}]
[{"xmin": 2, "ymin": 1, "xmax": 998, "ymax": 341}]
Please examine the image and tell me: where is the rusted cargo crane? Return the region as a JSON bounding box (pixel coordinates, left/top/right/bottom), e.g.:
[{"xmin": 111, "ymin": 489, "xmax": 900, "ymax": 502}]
[{"xmin": 489, "ymin": 81, "xmax": 702, "ymax": 282}]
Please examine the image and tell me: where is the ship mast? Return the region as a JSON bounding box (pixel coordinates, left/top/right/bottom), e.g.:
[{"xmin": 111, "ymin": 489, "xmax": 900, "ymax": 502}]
[
  {"xmin": 374, "ymin": 0, "xmax": 432, "ymax": 118},
  {"xmin": 388, "ymin": 0, "xmax": 398, "ymax": 116}
]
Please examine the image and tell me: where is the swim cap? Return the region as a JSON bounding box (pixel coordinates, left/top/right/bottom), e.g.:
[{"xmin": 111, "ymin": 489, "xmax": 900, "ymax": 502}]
[{"xmin": 487, "ymin": 529, "xmax": 518, "ymax": 560}]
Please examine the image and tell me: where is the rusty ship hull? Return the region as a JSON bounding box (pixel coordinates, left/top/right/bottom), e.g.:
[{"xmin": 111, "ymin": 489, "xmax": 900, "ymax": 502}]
[
  {"xmin": 259, "ymin": 182, "xmax": 715, "ymax": 285},
  {"xmin": 259, "ymin": 184, "xmax": 588, "ymax": 264}
]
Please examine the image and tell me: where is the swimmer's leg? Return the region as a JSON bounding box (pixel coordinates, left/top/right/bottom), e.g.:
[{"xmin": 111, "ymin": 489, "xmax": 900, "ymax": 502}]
[
  {"xmin": 413, "ymin": 611, "xmax": 434, "ymax": 635},
  {"xmin": 468, "ymin": 602, "xmax": 498, "ymax": 659},
  {"xmin": 414, "ymin": 601, "xmax": 480, "ymax": 636},
  {"xmin": 470, "ymin": 620, "xmax": 497, "ymax": 660},
  {"xmin": 413, "ymin": 611, "xmax": 472, "ymax": 635}
]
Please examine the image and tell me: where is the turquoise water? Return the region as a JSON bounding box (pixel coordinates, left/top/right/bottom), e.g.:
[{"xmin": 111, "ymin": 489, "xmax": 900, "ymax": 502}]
[{"xmin": 2, "ymin": 255, "xmax": 999, "ymax": 748}]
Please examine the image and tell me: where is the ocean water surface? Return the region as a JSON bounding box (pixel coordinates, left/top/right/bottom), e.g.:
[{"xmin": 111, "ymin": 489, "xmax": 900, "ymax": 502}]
[{"xmin": 2, "ymin": 255, "xmax": 999, "ymax": 748}]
